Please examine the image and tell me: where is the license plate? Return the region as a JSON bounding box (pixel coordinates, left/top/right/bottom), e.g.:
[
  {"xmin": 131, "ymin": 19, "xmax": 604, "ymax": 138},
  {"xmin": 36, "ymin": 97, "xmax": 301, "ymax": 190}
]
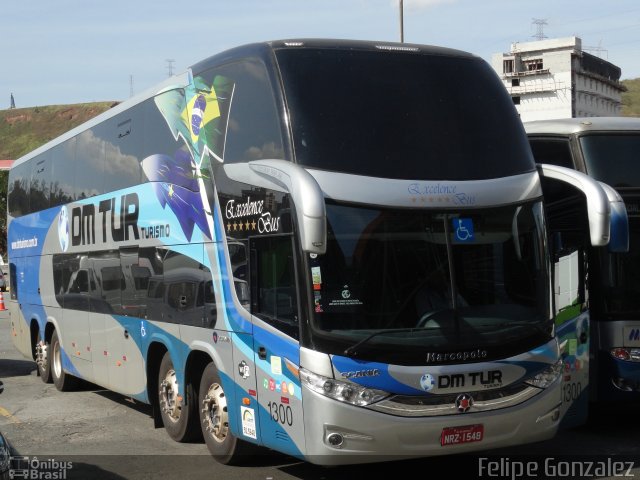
[{"xmin": 440, "ymin": 424, "xmax": 484, "ymax": 446}]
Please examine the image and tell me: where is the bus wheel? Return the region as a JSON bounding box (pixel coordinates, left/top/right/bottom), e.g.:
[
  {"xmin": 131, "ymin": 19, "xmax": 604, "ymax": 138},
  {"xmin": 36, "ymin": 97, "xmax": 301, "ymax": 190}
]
[
  {"xmin": 36, "ymin": 338, "xmax": 53, "ymax": 384},
  {"xmin": 158, "ymin": 352, "xmax": 200, "ymax": 442},
  {"xmin": 50, "ymin": 330, "xmax": 79, "ymax": 392},
  {"xmin": 199, "ymin": 362, "xmax": 251, "ymax": 464}
]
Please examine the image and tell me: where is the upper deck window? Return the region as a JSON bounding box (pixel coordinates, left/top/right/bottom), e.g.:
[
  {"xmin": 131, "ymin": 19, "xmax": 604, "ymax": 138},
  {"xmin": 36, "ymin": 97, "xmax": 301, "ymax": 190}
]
[
  {"xmin": 195, "ymin": 59, "xmax": 285, "ymax": 163},
  {"xmin": 275, "ymin": 48, "xmax": 534, "ymax": 180}
]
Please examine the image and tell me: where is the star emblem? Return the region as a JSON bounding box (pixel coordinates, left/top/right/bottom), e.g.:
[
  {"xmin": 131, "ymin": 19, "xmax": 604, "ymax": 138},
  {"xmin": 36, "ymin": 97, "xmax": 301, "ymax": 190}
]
[{"xmin": 455, "ymin": 393, "xmax": 474, "ymax": 413}]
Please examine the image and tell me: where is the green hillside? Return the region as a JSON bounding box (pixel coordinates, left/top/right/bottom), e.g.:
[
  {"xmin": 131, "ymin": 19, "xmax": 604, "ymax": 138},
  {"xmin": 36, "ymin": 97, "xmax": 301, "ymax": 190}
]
[
  {"xmin": 622, "ymin": 78, "xmax": 640, "ymax": 117},
  {"xmin": 0, "ymin": 102, "xmax": 115, "ymax": 160}
]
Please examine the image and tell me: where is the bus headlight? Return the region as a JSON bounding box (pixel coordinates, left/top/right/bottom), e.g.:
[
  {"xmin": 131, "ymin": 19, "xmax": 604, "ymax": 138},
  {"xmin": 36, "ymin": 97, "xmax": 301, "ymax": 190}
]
[
  {"xmin": 524, "ymin": 359, "xmax": 563, "ymax": 389},
  {"xmin": 300, "ymin": 368, "xmax": 389, "ymax": 406}
]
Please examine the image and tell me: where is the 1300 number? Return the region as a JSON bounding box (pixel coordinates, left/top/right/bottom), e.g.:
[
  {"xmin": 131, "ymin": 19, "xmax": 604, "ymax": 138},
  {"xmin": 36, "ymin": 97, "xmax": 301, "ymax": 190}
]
[
  {"xmin": 563, "ymin": 381, "xmax": 582, "ymax": 403},
  {"xmin": 267, "ymin": 402, "xmax": 293, "ymax": 426}
]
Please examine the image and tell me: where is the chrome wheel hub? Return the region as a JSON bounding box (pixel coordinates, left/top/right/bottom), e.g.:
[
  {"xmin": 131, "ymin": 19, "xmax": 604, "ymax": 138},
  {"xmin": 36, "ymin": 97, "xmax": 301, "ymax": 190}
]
[
  {"xmin": 36, "ymin": 341, "xmax": 48, "ymax": 371},
  {"xmin": 159, "ymin": 369, "xmax": 181, "ymax": 422},
  {"xmin": 201, "ymin": 382, "xmax": 228, "ymax": 443}
]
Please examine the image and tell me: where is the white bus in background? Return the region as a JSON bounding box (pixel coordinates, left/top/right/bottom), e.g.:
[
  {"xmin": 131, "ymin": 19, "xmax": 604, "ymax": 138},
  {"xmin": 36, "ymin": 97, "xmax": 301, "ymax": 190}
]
[{"xmin": 526, "ymin": 117, "xmax": 634, "ymax": 426}]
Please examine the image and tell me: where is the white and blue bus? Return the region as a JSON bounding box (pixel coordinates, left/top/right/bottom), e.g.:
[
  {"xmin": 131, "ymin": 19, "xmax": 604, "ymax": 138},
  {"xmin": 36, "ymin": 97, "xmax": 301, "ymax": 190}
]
[
  {"xmin": 7, "ymin": 40, "xmax": 622, "ymax": 465},
  {"xmin": 526, "ymin": 117, "xmax": 636, "ymax": 423}
]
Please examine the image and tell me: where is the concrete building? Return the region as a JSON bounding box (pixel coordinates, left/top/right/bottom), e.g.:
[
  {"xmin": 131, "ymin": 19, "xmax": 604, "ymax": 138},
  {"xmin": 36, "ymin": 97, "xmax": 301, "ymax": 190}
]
[{"xmin": 491, "ymin": 37, "xmax": 626, "ymax": 122}]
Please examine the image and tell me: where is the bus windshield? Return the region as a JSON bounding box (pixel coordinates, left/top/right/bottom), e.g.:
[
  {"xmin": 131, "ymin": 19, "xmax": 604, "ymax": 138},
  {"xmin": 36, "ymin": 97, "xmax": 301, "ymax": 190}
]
[
  {"xmin": 579, "ymin": 134, "xmax": 640, "ymax": 319},
  {"xmin": 275, "ymin": 47, "xmax": 534, "ymax": 181},
  {"xmin": 594, "ymin": 219, "xmax": 640, "ymax": 320},
  {"xmin": 309, "ymin": 201, "xmax": 552, "ymax": 364},
  {"xmin": 580, "ymin": 134, "xmax": 640, "ymax": 188}
]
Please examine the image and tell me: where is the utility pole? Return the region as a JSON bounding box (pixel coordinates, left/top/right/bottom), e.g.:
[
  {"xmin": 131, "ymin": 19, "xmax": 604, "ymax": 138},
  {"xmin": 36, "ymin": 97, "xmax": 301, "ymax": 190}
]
[
  {"xmin": 166, "ymin": 59, "xmax": 175, "ymax": 77},
  {"xmin": 399, "ymin": 0, "xmax": 404, "ymax": 43}
]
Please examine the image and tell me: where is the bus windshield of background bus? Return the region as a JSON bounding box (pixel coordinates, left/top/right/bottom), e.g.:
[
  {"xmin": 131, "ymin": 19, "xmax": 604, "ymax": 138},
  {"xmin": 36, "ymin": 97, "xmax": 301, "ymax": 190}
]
[
  {"xmin": 580, "ymin": 134, "xmax": 640, "ymax": 188},
  {"xmin": 275, "ymin": 48, "xmax": 534, "ymax": 181},
  {"xmin": 579, "ymin": 134, "xmax": 640, "ymax": 319},
  {"xmin": 308, "ymin": 202, "xmax": 552, "ymax": 364},
  {"xmin": 595, "ymin": 221, "xmax": 640, "ymax": 319}
]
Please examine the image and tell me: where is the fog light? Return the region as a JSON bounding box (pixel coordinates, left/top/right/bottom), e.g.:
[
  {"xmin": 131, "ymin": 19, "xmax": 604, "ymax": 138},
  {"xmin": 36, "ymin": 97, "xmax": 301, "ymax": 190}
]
[
  {"xmin": 536, "ymin": 404, "xmax": 561, "ymax": 424},
  {"xmin": 327, "ymin": 433, "xmax": 344, "ymax": 448}
]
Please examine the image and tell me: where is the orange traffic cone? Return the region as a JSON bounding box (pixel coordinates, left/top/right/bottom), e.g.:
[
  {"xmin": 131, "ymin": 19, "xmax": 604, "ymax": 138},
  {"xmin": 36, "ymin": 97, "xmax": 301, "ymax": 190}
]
[{"xmin": 0, "ymin": 292, "xmax": 6, "ymax": 311}]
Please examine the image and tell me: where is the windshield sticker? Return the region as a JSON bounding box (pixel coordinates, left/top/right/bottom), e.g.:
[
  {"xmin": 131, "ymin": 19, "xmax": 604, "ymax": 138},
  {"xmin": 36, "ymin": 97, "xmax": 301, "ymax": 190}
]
[
  {"xmin": 453, "ymin": 218, "xmax": 475, "ymax": 243},
  {"xmin": 328, "ymin": 285, "xmax": 363, "ymax": 307},
  {"xmin": 314, "ymin": 292, "xmax": 323, "ymax": 313},
  {"xmin": 311, "ymin": 266, "xmax": 322, "ymax": 290}
]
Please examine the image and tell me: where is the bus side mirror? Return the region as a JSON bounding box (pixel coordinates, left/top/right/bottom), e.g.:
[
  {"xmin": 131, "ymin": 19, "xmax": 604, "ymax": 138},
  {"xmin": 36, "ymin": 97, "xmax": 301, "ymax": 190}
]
[
  {"xmin": 598, "ymin": 181, "xmax": 629, "ymax": 253},
  {"xmin": 224, "ymin": 159, "xmax": 327, "ymax": 254},
  {"xmin": 537, "ymin": 164, "xmax": 611, "ymax": 247}
]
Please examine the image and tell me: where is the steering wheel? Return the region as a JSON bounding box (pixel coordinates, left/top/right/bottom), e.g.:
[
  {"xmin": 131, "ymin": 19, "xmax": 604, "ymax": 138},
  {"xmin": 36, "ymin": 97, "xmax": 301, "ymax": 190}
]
[{"xmin": 416, "ymin": 308, "xmax": 452, "ymax": 328}]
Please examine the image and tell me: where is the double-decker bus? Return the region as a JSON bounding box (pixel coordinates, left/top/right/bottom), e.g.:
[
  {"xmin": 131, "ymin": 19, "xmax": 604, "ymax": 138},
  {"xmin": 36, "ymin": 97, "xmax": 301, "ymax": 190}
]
[
  {"xmin": 525, "ymin": 117, "xmax": 637, "ymax": 422},
  {"xmin": 7, "ymin": 40, "xmax": 622, "ymax": 465}
]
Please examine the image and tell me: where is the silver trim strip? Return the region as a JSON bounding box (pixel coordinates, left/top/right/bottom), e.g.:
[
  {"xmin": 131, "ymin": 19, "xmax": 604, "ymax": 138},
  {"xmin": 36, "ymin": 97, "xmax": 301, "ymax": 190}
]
[
  {"xmin": 307, "ymin": 170, "xmax": 542, "ymax": 208},
  {"xmin": 368, "ymin": 384, "xmax": 541, "ymax": 417}
]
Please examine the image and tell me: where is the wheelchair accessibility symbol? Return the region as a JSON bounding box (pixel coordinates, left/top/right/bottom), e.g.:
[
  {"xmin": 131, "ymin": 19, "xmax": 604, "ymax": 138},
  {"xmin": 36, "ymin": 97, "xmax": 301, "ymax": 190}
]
[{"xmin": 453, "ymin": 218, "xmax": 474, "ymax": 243}]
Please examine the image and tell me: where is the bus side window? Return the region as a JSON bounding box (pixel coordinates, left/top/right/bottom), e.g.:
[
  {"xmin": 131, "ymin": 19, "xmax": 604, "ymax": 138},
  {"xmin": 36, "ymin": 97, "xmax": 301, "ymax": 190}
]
[
  {"xmin": 249, "ymin": 235, "xmax": 299, "ymax": 339},
  {"xmin": 196, "ymin": 58, "xmax": 285, "ymax": 164}
]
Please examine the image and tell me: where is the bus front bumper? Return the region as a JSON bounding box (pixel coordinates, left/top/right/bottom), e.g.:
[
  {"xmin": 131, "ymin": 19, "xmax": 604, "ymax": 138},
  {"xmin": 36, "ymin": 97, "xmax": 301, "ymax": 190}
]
[{"xmin": 301, "ymin": 379, "xmax": 561, "ymax": 466}]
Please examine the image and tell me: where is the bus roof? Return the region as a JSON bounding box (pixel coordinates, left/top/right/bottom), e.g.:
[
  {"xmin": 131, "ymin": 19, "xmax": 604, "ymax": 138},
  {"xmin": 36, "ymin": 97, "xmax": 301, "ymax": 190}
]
[
  {"xmin": 191, "ymin": 38, "xmax": 476, "ymax": 72},
  {"xmin": 524, "ymin": 117, "xmax": 640, "ymax": 136}
]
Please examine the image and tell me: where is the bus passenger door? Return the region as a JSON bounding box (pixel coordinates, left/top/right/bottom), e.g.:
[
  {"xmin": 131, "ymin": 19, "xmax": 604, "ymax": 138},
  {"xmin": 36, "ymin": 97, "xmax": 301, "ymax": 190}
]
[
  {"xmin": 553, "ymin": 243, "xmax": 589, "ymax": 427},
  {"xmin": 248, "ymin": 235, "xmax": 305, "ymax": 457},
  {"xmin": 541, "ymin": 176, "xmax": 591, "ymax": 428}
]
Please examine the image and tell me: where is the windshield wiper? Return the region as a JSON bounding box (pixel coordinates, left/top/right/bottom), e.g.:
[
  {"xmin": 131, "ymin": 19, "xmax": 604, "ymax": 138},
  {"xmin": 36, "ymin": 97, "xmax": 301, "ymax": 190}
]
[{"xmin": 343, "ymin": 327, "xmax": 436, "ymax": 358}]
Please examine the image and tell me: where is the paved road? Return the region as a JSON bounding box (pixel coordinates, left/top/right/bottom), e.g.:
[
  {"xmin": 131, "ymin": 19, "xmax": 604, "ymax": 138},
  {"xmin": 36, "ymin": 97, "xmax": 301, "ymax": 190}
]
[{"xmin": 1, "ymin": 309, "xmax": 639, "ymax": 479}]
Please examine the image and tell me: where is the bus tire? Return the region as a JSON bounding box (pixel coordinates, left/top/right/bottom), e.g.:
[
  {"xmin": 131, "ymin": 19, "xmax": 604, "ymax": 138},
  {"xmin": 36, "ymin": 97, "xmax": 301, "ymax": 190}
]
[
  {"xmin": 36, "ymin": 337, "xmax": 53, "ymax": 384},
  {"xmin": 51, "ymin": 330, "xmax": 79, "ymax": 392},
  {"xmin": 199, "ymin": 362, "xmax": 252, "ymax": 465},
  {"xmin": 158, "ymin": 352, "xmax": 200, "ymax": 442}
]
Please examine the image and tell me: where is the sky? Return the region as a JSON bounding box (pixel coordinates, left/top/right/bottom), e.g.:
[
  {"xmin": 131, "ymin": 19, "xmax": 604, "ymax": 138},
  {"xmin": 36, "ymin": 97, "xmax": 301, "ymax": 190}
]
[{"xmin": 3, "ymin": 0, "xmax": 640, "ymax": 109}]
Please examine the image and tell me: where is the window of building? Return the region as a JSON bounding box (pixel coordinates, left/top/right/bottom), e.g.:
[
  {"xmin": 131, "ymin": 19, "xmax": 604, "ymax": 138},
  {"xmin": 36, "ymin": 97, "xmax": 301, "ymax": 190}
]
[
  {"xmin": 511, "ymin": 78, "xmax": 520, "ymax": 87},
  {"xmin": 504, "ymin": 59, "xmax": 514, "ymax": 74},
  {"xmin": 513, "ymin": 96, "xmax": 521, "ymax": 105},
  {"xmin": 524, "ymin": 59, "xmax": 543, "ymax": 71}
]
